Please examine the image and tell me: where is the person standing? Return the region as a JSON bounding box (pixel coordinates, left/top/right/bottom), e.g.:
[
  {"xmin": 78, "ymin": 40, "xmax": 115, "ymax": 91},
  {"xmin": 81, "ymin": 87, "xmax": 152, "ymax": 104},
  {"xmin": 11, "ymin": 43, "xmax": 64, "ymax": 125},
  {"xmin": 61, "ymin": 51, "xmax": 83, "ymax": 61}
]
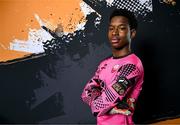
[{"xmin": 81, "ymin": 8, "xmax": 144, "ymax": 125}]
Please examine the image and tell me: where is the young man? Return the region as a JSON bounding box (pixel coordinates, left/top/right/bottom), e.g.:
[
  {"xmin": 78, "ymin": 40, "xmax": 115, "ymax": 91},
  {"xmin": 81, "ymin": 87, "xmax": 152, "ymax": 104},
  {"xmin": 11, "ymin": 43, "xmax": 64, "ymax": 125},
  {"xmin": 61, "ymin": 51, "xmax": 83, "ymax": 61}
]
[{"xmin": 81, "ymin": 9, "xmax": 144, "ymax": 125}]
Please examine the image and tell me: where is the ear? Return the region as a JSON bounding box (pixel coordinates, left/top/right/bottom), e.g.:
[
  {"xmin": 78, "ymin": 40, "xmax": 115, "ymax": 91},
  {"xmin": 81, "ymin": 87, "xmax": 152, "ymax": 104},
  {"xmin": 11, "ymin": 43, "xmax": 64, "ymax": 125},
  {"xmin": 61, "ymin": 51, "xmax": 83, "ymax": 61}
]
[{"xmin": 130, "ymin": 29, "xmax": 136, "ymax": 39}]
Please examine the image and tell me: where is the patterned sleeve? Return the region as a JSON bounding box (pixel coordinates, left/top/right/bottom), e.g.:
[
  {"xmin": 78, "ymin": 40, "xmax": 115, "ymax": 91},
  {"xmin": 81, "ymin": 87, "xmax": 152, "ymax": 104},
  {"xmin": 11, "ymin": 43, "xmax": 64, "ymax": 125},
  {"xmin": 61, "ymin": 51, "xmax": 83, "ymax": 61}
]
[
  {"xmin": 91, "ymin": 63, "xmax": 143, "ymax": 116},
  {"xmin": 108, "ymin": 63, "xmax": 144, "ymax": 115},
  {"xmin": 111, "ymin": 63, "xmax": 141, "ymax": 100},
  {"xmin": 81, "ymin": 62, "xmax": 105, "ymax": 106}
]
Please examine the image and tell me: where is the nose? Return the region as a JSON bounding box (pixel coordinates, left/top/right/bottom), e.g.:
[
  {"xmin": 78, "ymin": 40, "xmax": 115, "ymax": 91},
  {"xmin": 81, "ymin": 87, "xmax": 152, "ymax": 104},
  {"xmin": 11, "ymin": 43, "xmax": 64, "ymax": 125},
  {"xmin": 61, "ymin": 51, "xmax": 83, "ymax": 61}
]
[{"xmin": 112, "ymin": 28, "xmax": 119, "ymax": 36}]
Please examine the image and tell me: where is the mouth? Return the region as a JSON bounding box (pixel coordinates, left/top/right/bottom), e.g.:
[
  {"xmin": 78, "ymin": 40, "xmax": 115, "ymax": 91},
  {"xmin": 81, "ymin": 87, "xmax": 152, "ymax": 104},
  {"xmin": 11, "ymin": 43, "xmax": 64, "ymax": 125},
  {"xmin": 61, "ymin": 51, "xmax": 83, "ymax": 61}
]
[{"xmin": 111, "ymin": 36, "xmax": 120, "ymax": 44}]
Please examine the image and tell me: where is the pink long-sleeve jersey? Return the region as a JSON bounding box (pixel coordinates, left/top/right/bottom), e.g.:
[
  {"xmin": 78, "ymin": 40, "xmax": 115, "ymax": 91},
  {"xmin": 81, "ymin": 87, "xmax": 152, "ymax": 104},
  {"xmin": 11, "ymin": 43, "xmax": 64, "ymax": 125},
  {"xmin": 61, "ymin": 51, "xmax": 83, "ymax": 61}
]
[{"xmin": 81, "ymin": 53, "xmax": 144, "ymax": 125}]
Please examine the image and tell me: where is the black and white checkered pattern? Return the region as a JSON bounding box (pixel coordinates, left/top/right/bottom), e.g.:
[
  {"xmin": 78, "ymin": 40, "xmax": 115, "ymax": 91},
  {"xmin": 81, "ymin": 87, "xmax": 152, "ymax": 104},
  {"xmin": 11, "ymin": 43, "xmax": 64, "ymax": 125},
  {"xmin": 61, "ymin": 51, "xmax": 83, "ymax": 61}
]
[
  {"xmin": 111, "ymin": 0, "xmax": 152, "ymax": 17},
  {"xmin": 119, "ymin": 64, "xmax": 136, "ymax": 77},
  {"xmin": 93, "ymin": 96, "xmax": 110, "ymax": 110}
]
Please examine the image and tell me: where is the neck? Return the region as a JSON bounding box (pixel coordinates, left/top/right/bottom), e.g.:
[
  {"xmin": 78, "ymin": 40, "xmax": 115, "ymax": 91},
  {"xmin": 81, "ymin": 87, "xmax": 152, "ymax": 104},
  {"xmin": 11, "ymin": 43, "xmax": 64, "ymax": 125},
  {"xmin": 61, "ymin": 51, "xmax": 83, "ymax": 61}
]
[{"xmin": 112, "ymin": 45, "xmax": 131, "ymax": 58}]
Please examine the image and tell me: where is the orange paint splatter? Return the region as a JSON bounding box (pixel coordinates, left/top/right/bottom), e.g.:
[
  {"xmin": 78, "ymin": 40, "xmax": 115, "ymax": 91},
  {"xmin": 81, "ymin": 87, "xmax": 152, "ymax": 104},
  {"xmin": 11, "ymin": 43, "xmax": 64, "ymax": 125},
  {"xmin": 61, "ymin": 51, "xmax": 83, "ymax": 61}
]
[{"xmin": 0, "ymin": 0, "xmax": 86, "ymax": 62}]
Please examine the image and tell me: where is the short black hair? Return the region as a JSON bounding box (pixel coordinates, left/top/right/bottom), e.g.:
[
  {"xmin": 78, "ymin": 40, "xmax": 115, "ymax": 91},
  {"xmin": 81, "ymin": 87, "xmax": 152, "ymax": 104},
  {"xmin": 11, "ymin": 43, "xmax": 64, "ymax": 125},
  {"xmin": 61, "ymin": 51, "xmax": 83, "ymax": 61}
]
[{"xmin": 109, "ymin": 9, "xmax": 138, "ymax": 30}]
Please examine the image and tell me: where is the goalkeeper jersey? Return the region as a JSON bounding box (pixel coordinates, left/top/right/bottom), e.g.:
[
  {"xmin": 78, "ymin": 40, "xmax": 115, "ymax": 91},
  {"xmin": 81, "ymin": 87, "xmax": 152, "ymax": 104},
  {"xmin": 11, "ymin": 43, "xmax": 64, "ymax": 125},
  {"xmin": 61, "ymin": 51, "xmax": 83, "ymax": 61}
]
[{"xmin": 81, "ymin": 53, "xmax": 144, "ymax": 125}]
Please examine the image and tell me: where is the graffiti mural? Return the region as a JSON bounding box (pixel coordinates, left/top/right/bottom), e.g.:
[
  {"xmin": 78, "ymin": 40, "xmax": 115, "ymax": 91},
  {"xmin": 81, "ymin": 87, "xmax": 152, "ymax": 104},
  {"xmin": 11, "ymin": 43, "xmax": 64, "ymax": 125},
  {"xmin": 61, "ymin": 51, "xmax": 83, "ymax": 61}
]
[{"xmin": 0, "ymin": 0, "xmax": 153, "ymax": 62}]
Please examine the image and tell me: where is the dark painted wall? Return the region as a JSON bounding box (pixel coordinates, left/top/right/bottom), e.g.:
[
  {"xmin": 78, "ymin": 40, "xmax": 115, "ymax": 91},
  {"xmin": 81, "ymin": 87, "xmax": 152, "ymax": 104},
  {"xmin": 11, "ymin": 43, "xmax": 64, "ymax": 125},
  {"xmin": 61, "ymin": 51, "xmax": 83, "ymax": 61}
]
[
  {"xmin": 134, "ymin": 1, "xmax": 180, "ymax": 123},
  {"xmin": 0, "ymin": 0, "xmax": 180, "ymax": 124}
]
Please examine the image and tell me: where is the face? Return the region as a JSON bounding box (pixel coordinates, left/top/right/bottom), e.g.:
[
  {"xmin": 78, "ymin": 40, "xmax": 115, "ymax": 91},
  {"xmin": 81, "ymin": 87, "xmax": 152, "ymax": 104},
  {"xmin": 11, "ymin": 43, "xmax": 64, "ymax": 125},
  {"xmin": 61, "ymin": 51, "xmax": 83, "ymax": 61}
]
[{"xmin": 108, "ymin": 16, "xmax": 136, "ymax": 50}]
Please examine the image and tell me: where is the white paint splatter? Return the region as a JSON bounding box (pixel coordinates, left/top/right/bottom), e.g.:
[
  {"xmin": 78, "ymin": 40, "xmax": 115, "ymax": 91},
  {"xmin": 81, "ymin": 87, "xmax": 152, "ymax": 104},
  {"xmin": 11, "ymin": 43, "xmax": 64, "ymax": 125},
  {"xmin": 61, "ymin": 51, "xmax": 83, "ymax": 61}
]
[
  {"xmin": 79, "ymin": 1, "xmax": 102, "ymax": 31},
  {"xmin": 106, "ymin": 0, "xmax": 114, "ymax": 5},
  {"xmin": 34, "ymin": 14, "xmax": 45, "ymax": 27},
  {"xmin": 75, "ymin": 22, "xmax": 86, "ymax": 31},
  {"xmin": 10, "ymin": 28, "xmax": 53, "ymax": 53},
  {"xmin": 80, "ymin": 1, "xmax": 95, "ymax": 16},
  {"xmin": 10, "ymin": 14, "xmax": 53, "ymax": 54}
]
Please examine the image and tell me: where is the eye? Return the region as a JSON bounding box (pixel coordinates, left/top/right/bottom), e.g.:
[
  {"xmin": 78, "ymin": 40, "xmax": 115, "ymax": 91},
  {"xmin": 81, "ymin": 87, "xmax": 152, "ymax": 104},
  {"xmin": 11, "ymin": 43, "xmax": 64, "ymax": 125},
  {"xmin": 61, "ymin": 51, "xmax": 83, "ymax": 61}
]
[
  {"xmin": 119, "ymin": 26, "xmax": 126, "ymax": 30},
  {"xmin": 109, "ymin": 27, "xmax": 114, "ymax": 31}
]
